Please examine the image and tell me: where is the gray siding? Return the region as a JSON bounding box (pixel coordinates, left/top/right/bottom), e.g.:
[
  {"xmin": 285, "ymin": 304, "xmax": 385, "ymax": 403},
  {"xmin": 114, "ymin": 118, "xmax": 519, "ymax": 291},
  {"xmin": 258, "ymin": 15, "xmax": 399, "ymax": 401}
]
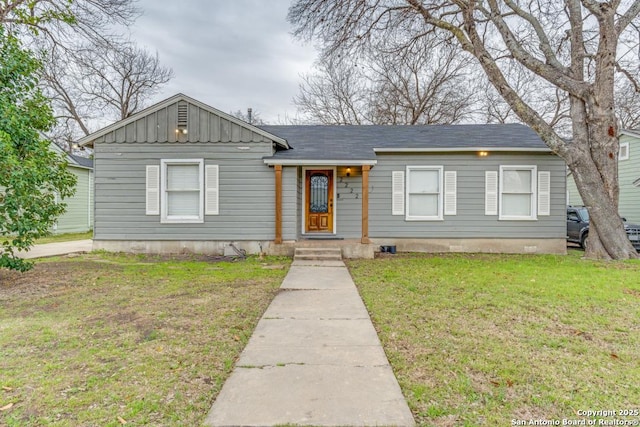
[
  {"xmin": 56, "ymin": 166, "xmax": 92, "ymax": 234},
  {"xmin": 618, "ymin": 134, "xmax": 640, "ymax": 223},
  {"xmin": 335, "ymin": 175, "xmax": 362, "ymax": 238},
  {"xmin": 282, "ymin": 167, "xmax": 298, "ymax": 240},
  {"xmin": 95, "ymin": 100, "xmax": 272, "ymax": 144},
  {"xmin": 369, "ymin": 153, "xmax": 566, "ymax": 238},
  {"xmin": 567, "ymin": 172, "xmax": 582, "ymax": 206},
  {"xmin": 94, "ymin": 142, "xmax": 276, "ymax": 240}
]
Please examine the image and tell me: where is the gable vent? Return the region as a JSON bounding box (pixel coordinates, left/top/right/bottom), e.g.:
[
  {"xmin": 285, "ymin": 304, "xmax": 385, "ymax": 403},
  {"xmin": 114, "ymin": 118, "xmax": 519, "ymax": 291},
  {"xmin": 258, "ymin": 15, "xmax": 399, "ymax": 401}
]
[{"xmin": 177, "ymin": 102, "xmax": 188, "ymax": 129}]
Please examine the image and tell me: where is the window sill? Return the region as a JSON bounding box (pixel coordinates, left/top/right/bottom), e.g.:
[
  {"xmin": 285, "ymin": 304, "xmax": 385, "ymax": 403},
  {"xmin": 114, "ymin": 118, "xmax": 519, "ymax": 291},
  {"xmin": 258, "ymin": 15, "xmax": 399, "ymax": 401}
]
[
  {"xmin": 499, "ymin": 216, "xmax": 538, "ymax": 221},
  {"xmin": 405, "ymin": 216, "xmax": 444, "ymax": 221},
  {"xmin": 161, "ymin": 217, "xmax": 204, "ymax": 224}
]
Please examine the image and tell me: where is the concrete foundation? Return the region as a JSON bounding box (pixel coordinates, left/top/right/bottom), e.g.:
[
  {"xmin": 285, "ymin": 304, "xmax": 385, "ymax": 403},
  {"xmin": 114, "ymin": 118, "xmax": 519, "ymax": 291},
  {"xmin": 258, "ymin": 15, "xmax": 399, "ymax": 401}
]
[
  {"xmin": 93, "ymin": 237, "xmax": 566, "ymax": 258},
  {"xmin": 369, "ymin": 237, "xmax": 567, "ymax": 255}
]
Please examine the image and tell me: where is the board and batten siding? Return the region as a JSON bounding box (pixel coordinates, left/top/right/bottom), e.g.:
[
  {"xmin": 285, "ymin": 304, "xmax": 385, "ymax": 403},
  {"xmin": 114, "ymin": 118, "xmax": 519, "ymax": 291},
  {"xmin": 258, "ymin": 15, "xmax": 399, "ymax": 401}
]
[
  {"xmin": 369, "ymin": 153, "xmax": 566, "ymax": 239},
  {"xmin": 94, "ymin": 100, "xmax": 273, "ymax": 145},
  {"xmin": 94, "ymin": 142, "xmax": 276, "ymax": 240},
  {"xmin": 55, "ymin": 166, "xmax": 93, "ymax": 234}
]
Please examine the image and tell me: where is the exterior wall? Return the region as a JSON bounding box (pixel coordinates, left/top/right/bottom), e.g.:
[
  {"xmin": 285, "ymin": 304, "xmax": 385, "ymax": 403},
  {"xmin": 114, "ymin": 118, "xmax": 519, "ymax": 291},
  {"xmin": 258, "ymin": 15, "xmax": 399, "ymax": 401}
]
[
  {"xmin": 93, "ymin": 142, "xmax": 276, "ymax": 241},
  {"xmin": 369, "ymin": 152, "xmax": 566, "ymax": 239},
  {"xmin": 566, "ymin": 172, "xmax": 582, "ymax": 206},
  {"xmin": 55, "ymin": 166, "xmax": 93, "ymax": 234},
  {"xmin": 369, "ymin": 238, "xmax": 566, "ymax": 255},
  {"xmin": 567, "ymin": 134, "xmax": 640, "ymax": 222},
  {"xmin": 335, "ymin": 174, "xmax": 363, "ymax": 238},
  {"xmin": 282, "ymin": 166, "xmax": 298, "ymax": 240},
  {"xmin": 618, "ymin": 134, "xmax": 640, "ymax": 223}
]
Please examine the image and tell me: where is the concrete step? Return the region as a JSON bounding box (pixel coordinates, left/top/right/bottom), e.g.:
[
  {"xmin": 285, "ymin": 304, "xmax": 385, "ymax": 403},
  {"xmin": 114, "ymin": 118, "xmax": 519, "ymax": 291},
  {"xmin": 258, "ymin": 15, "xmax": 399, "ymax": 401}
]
[{"xmin": 294, "ymin": 247, "xmax": 342, "ymax": 261}]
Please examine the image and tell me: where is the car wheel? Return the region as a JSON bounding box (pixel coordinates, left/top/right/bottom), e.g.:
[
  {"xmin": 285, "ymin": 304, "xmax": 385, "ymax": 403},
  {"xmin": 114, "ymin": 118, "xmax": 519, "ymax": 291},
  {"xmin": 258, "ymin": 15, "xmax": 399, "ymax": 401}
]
[{"xmin": 580, "ymin": 232, "xmax": 589, "ymax": 250}]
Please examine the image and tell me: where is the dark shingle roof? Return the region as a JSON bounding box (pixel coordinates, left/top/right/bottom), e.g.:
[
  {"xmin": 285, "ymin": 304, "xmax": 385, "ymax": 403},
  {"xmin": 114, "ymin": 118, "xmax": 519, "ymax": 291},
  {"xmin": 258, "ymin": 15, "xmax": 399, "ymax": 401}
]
[
  {"xmin": 261, "ymin": 123, "xmax": 549, "ymax": 162},
  {"xmin": 69, "ymin": 154, "xmax": 94, "ymax": 169}
]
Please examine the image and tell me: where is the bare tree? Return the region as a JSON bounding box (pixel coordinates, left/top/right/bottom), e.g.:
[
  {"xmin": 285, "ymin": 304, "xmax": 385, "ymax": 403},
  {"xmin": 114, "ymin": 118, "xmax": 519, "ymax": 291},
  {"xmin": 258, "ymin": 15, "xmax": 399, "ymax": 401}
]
[
  {"xmin": 229, "ymin": 109, "xmax": 267, "ymax": 126},
  {"xmin": 616, "ymin": 78, "xmax": 640, "ymax": 129},
  {"xmin": 479, "ymin": 66, "xmax": 572, "ymax": 135},
  {"xmin": 289, "ymin": 0, "xmax": 640, "ymax": 260},
  {"xmin": 1, "ymin": 0, "xmax": 138, "ymax": 46},
  {"xmin": 295, "ymin": 56, "xmax": 373, "ymax": 124},
  {"xmin": 295, "ymin": 36, "xmax": 476, "ymax": 125},
  {"xmin": 369, "ymin": 37, "xmax": 476, "ymax": 124},
  {"xmin": 41, "ymin": 40, "xmax": 173, "ymax": 149}
]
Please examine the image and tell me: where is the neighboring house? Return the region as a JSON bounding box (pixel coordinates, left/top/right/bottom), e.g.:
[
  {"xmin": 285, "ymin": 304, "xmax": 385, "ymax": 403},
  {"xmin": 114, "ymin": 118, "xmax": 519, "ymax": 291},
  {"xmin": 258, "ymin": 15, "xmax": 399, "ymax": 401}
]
[
  {"xmin": 77, "ymin": 93, "xmax": 566, "ymax": 258},
  {"xmin": 50, "ymin": 143, "xmax": 94, "ymax": 234},
  {"xmin": 567, "ymin": 129, "xmax": 640, "ymax": 223}
]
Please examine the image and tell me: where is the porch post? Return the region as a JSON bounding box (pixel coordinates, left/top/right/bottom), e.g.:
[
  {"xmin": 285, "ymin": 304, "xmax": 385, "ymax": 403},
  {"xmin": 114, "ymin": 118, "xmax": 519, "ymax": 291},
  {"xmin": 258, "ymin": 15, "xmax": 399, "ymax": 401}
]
[
  {"xmin": 274, "ymin": 165, "xmax": 283, "ymax": 244},
  {"xmin": 361, "ymin": 165, "xmax": 370, "ymax": 244}
]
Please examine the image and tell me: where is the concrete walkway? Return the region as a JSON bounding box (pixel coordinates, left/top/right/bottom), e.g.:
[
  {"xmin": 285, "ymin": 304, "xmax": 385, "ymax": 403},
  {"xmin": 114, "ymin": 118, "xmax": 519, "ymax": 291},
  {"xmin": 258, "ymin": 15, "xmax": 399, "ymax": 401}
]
[
  {"xmin": 17, "ymin": 239, "xmax": 93, "ymax": 259},
  {"xmin": 205, "ymin": 260, "xmax": 415, "ymax": 427}
]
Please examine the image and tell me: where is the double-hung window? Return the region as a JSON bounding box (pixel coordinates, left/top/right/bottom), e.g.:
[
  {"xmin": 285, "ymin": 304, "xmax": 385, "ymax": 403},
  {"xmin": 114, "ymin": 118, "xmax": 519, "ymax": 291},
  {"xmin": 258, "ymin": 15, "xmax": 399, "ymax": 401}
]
[
  {"xmin": 161, "ymin": 159, "xmax": 204, "ymax": 223},
  {"xmin": 406, "ymin": 166, "xmax": 443, "ymax": 220},
  {"xmin": 499, "ymin": 165, "xmax": 537, "ymax": 220}
]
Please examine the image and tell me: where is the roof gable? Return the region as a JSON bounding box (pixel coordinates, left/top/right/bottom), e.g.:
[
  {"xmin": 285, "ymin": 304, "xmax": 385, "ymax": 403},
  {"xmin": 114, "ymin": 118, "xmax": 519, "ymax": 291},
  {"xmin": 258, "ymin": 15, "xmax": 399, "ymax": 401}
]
[{"xmin": 77, "ymin": 93, "xmax": 289, "ymax": 149}]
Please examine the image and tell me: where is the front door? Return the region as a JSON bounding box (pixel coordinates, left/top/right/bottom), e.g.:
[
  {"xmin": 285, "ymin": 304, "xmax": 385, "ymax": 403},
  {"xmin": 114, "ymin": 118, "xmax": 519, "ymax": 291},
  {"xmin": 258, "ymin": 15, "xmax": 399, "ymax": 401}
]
[{"xmin": 305, "ymin": 169, "xmax": 334, "ymax": 233}]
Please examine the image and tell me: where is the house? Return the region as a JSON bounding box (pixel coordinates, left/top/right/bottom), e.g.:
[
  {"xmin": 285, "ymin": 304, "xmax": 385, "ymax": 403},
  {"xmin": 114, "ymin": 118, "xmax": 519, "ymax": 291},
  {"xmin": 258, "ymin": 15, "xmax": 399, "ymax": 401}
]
[
  {"xmin": 77, "ymin": 93, "xmax": 567, "ymax": 258},
  {"xmin": 50, "ymin": 143, "xmax": 94, "ymax": 234},
  {"xmin": 567, "ymin": 129, "xmax": 640, "ymax": 222}
]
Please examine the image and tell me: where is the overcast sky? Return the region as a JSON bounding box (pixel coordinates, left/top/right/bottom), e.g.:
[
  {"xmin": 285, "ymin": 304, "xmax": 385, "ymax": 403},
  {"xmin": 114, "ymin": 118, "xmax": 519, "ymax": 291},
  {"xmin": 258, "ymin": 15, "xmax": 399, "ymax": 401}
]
[{"xmin": 130, "ymin": 0, "xmax": 318, "ymax": 123}]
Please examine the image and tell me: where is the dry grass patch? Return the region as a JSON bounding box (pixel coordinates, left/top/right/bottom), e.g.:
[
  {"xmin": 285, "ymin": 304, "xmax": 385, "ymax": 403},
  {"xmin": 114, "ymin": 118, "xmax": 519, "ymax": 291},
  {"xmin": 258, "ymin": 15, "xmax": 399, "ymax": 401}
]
[
  {"xmin": 347, "ymin": 251, "xmax": 640, "ymax": 426},
  {"xmin": 0, "ymin": 253, "xmax": 289, "ymax": 426}
]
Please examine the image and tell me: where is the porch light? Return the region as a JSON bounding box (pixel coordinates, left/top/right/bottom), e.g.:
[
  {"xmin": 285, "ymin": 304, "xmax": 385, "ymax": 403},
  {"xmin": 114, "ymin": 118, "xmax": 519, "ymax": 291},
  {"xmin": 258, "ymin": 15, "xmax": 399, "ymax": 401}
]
[
  {"xmin": 478, "ymin": 151, "xmax": 489, "ymax": 157},
  {"xmin": 346, "ymin": 167, "xmax": 351, "ymax": 177}
]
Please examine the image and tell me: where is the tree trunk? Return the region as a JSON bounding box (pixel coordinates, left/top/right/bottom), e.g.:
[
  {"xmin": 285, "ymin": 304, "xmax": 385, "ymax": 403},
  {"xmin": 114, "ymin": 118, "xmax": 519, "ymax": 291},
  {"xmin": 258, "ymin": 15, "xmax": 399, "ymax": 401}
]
[{"xmin": 569, "ymin": 141, "xmax": 638, "ymax": 259}]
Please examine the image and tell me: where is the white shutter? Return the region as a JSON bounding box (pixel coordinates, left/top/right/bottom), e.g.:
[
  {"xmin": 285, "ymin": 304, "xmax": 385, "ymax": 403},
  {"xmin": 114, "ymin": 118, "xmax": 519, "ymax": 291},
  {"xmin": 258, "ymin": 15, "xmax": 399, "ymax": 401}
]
[
  {"xmin": 392, "ymin": 171, "xmax": 405, "ymax": 215},
  {"xmin": 485, "ymin": 171, "xmax": 498, "ymax": 215},
  {"xmin": 146, "ymin": 165, "xmax": 160, "ymax": 215},
  {"xmin": 444, "ymin": 171, "xmax": 457, "ymax": 216},
  {"xmin": 538, "ymin": 171, "xmax": 551, "ymax": 216},
  {"xmin": 205, "ymin": 165, "xmax": 219, "ymax": 215}
]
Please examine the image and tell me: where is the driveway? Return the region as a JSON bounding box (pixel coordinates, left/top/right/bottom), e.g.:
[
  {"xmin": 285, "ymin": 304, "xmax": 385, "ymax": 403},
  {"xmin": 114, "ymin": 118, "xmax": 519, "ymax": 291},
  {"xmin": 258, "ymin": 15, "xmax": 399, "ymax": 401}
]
[{"xmin": 17, "ymin": 240, "xmax": 93, "ymax": 259}]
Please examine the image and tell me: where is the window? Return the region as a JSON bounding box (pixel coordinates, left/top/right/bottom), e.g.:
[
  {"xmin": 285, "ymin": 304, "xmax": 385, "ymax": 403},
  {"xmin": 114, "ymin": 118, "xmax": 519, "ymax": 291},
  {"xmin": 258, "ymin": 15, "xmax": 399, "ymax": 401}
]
[
  {"xmin": 620, "ymin": 142, "xmax": 630, "ymax": 161},
  {"xmin": 406, "ymin": 166, "xmax": 443, "ymax": 220},
  {"xmin": 499, "ymin": 165, "xmax": 537, "ymax": 220},
  {"xmin": 161, "ymin": 159, "xmax": 203, "ymax": 223}
]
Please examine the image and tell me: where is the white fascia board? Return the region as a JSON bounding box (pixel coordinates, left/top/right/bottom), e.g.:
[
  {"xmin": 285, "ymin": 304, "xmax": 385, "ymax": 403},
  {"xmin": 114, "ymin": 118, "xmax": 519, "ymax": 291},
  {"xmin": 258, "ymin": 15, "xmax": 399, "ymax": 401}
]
[
  {"xmin": 373, "ymin": 147, "xmax": 552, "ymax": 153},
  {"xmin": 620, "ymin": 129, "xmax": 640, "ymax": 139},
  {"xmin": 264, "ymin": 159, "xmax": 377, "ymax": 166}
]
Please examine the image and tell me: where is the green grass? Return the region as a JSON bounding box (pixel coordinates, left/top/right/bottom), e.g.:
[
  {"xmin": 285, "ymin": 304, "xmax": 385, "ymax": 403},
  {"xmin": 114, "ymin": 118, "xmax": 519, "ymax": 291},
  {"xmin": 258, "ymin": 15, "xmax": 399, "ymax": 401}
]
[
  {"xmin": 35, "ymin": 231, "xmax": 93, "ymax": 244},
  {"xmin": 0, "ymin": 253, "xmax": 289, "ymax": 426},
  {"xmin": 347, "ymin": 250, "xmax": 640, "ymax": 426}
]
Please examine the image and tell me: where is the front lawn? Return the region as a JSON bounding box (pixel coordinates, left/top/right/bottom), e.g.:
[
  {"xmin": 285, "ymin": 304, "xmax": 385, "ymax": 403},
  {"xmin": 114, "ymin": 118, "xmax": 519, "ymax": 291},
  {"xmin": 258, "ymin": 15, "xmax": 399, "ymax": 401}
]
[
  {"xmin": 0, "ymin": 253, "xmax": 289, "ymax": 426},
  {"xmin": 347, "ymin": 250, "xmax": 640, "ymax": 426}
]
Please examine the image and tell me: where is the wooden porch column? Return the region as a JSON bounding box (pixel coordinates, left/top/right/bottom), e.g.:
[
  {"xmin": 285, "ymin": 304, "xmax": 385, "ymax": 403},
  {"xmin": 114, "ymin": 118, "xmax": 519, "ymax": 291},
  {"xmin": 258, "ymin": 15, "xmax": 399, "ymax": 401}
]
[
  {"xmin": 361, "ymin": 165, "xmax": 370, "ymax": 244},
  {"xmin": 274, "ymin": 165, "xmax": 283, "ymax": 244}
]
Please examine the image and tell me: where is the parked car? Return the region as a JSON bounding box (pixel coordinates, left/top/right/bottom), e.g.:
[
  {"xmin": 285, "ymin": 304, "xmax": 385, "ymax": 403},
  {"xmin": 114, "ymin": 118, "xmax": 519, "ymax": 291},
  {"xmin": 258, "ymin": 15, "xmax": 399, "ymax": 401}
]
[{"xmin": 567, "ymin": 206, "xmax": 640, "ymax": 250}]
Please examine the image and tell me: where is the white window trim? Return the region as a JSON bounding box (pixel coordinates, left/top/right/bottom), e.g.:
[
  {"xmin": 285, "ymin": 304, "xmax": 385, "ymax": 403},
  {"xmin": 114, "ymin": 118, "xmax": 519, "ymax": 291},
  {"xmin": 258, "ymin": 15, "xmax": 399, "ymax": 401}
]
[
  {"xmin": 405, "ymin": 166, "xmax": 443, "ymax": 221},
  {"xmin": 499, "ymin": 165, "xmax": 537, "ymax": 221},
  {"xmin": 160, "ymin": 159, "xmax": 204, "ymax": 224},
  {"xmin": 620, "ymin": 142, "xmax": 630, "ymax": 161}
]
